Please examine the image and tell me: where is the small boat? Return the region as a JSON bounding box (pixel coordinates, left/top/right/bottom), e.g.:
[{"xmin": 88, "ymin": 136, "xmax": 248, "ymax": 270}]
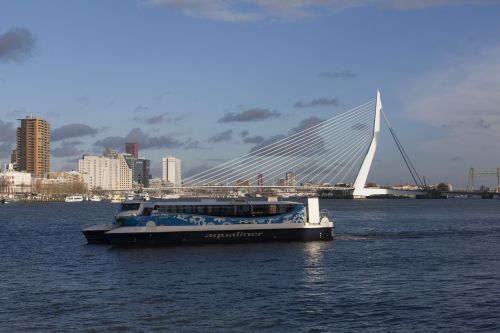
[
  {"xmin": 126, "ymin": 193, "xmax": 135, "ymax": 201},
  {"xmin": 142, "ymin": 193, "xmax": 150, "ymax": 201},
  {"xmin": 89, "ymin": 195, "xmax": 102, "ymax": 202},
  {"xmin": 110, "ymin": 194, "xmax": 124, "ymax": 203},
  {"xmin": 82, "ymin": 197, "xmax": 333, "ymax": 246},
  {"xmin": 65, "ymin": 195, "xmax": 84, "ymax": 203},
  {"xmin": 161, "ymin": 194, "xmax": 180, "ymax": 199}
]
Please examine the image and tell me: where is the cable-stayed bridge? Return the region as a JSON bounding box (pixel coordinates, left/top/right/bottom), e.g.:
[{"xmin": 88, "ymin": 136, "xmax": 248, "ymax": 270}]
[{"xmin": 181, "ymin": 91, "xmax": 426, "ymax": 198}]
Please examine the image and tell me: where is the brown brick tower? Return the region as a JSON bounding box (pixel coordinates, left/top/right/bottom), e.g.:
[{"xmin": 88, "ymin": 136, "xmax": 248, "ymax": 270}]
[{"xmin": 16, "ymin": 116, "xmax": 50, "ymax": 177}]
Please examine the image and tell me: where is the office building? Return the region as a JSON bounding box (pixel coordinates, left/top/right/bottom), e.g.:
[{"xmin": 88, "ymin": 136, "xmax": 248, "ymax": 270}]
[
  {"xmin": 133, "ymin": 158, "xmax": 150, "ymax": 188},
  {"xmin": 78, "ymin": 153, "xmax": 132, "ymax": 190},
  {"xmin": 125, "ymin": 142, "xmax": 138, "ymax": 160},
  {"xmin": 285, "ymin": 171, "xmax": 297, "ymax": 187},
  {"xmin": 162, "ymin": 156, "xmax": 181, "ymax": 187},
  {"xmin": 15, "ymin": 116, "xmax": 50, "ymax": 177},
  {"xmin": 123, "ymin": 153, "xmax": 134, "ymax": 170}
]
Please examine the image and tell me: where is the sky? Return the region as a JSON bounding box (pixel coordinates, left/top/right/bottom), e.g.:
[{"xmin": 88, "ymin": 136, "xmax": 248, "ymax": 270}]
[{"xmin": 1, "ymin": 0, "xmax": 500, "ymax": 187}]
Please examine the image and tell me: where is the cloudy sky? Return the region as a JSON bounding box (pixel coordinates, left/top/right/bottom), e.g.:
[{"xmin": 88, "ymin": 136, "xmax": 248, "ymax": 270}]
[{"xmin": 1, "ymin": 0, "xmax": 500, "ymax": 187}]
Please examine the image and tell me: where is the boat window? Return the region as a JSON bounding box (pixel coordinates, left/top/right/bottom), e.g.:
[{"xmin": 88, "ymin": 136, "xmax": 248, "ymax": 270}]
[
  {"xmin": 121, "ymin": 203, "xmax": 141, "ymax": 211},
  {"xmin": 142, "ymin": 208, "xmax": 153, "ymax": 216},
  {"xmin": 226, "ymin": 206, "xmax": 236, "ymax": 217},
  {"xmin": 278, "ymin": 204, "xmax": 296, "ymax": 214},
  {"xmin": 251, "ymin": 205, "xmax": 267, "ymax": 216},
  {"xmin": 153, "ymin": 203, "xmax": 298, "ymax": 217},
  {"xmin": 157, "ymin": 205, "xmax": 174, "ymax": 214},
  {"xmin": 235, "ymin": 205, "xmax": 251, "ymax": 216}
]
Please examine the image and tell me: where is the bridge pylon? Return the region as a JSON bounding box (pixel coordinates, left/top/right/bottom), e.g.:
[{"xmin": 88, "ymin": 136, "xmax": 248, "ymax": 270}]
[{"xmin": 352, "ymin": 90, "xmax": 382, "ymax": 198}]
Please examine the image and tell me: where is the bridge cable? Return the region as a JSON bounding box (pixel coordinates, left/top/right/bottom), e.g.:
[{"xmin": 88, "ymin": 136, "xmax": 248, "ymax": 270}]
[
  {"xmin": 381, "ymin": 110, "xmax": 425, "ymax": 188},
  {"xmin": 188, "ymin": 106, "xmax": 373, "ymax": 186},
  {"xmin": 210, "ymin": 106, "xmax": 373, "ymax": 186},
  {"xmin": 185, "ymin": 100, "xmax": 376, "ymax": 186}
]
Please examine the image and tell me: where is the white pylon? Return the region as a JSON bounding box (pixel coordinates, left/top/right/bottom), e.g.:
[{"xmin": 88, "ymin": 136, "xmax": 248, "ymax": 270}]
[{"xmin": 352, "ymin": 90, "xmax": 382, "ymax": 198}]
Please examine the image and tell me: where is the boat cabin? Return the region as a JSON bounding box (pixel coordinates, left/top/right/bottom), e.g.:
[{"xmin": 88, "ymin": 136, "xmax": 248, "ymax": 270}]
[{"xmin": 116, "ymin": 200, "xmax": 301, "ymax": 220}]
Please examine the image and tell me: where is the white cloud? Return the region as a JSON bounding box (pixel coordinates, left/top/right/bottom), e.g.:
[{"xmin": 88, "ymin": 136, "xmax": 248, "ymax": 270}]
[
  {"xmin": 406, "ymin": 45, "xmax": 500, "ymax": 160},
  {"xmin": 145, "ymin": 0, "xmax": 500, "ymax": 22}
]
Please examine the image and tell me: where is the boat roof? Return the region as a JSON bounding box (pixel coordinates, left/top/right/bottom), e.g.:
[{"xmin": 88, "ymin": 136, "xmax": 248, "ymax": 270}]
[{"xmin": 123, "ymin": 199, "xmax": 302, "ymax": 206}]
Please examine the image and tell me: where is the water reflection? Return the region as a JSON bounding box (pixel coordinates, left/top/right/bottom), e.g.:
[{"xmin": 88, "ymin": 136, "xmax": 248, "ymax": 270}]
[{"xmin": 301, "ymin": 241, "xmax": 332, "ymax": 285}]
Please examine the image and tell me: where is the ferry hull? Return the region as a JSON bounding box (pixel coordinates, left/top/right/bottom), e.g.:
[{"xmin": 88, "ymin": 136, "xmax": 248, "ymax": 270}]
[
  {"xmin": 105, "ymin": 227, "xmax": 333, "ymax": 246},
  {"xmin": 82, "ymin": 224, "xmax": 116, "ymax": 244}
]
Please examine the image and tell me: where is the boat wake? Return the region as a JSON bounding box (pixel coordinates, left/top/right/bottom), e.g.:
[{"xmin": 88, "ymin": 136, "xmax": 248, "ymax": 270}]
[{"xmin": 335, "ymin": 228, "xmax": 500, "ymax": 241}]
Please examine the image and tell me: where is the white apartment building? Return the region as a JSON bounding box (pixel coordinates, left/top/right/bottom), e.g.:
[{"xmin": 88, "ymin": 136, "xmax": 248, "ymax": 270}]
[
  {"xmin": 78, "ymin": 154, "xmax": 132, "ymax": 190},
  {"xmin": 162, "ymin": 156, "xmax": 181, "ymax": 187}
]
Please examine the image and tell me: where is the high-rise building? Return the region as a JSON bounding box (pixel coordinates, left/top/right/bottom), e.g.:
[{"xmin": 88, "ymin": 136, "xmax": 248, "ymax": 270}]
[
  {"xmin": 133, "ymin": 158, "xmax": 150, "ymax": 188},
  {"xmin": 123, "ymin": 153, "xmax": 134, "ymax": 171},
  {"xmin": 285, "ymin": 171, "xmax": 296, "ymax": 187},
  {"xmin": 125, "ymin": 142, "xmax": 138, "ymax": 160},
  {"xmin": 16, "ymin": 116, "xmax": 50, "ymax": 177},
  {"xmin": 78, "ymin": 153, "xmax": 132, "ymax": 190},
  {"xmin": 162, "ymin": 156, "xmax": 181, "ymax": 186}
]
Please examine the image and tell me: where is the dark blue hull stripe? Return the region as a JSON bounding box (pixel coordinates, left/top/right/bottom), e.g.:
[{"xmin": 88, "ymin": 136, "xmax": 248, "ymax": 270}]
[{"xmin": 84, "ymin": 227, "xmax": 333, "ymax": 245}]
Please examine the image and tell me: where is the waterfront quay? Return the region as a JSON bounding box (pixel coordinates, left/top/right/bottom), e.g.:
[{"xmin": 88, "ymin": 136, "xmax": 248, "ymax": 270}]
[{"xmin": 2, "ymin": 185, "xmax": 500, "ymax": 203}]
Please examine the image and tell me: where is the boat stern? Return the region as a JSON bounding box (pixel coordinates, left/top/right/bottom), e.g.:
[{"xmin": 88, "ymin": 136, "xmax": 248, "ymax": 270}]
[{"xmin": 82, "ymin": 224, "xmax": 117, "ymax": 244}]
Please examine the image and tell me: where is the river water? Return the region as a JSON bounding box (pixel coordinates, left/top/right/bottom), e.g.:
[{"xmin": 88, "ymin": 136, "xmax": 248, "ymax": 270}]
[{"xmin": 1, "ymin": 199, "xmax": 499, "ymax": 332}]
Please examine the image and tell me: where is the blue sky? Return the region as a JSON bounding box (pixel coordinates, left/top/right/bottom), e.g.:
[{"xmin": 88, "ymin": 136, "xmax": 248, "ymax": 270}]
[{"xmin": 1, "ymin": 0, "xmax": 500, "ymax": 187}]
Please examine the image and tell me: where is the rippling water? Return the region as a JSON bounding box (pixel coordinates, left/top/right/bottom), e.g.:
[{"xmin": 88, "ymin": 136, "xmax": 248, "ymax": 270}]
[{"xmin": 1, "ymin": 199, "xmax": 500, "ymax": 332}]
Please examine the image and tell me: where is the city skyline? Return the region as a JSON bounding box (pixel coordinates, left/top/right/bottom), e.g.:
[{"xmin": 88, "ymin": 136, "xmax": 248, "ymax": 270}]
[{"xmin": 1, "ymin": 1, "xmax": 500, "ymax": 187}]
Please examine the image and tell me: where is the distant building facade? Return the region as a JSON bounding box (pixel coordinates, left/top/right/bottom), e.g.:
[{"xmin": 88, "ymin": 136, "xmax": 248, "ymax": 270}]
[
  {"xmin": 123, "ymin": 153, "xmax": 134, "ymax": 171},
  {"xmin": 15, "ymin": 116, "xmax": 50, "ymax": 177},
  {"xmin": 0, "ymin": 163, "xmax": 32, "ymax": 194},
  {"xmin": 149, "ymin": 178, "xmax": 163, "ymax": 188},
  {"xmin": 285, "ymin": 172, "xmax": 297, "ymax": 187},
  {"xmin": 78, "ymin": 153, "xmax": 132, "ymax": 190},
  {"xmin": 236, "ymin": 179, "xmax": 250, "ymax": 186},
  {"xmin": 133, "ymin": 158, "xmax": 150, "ymax": 188},
  {"xmin": 32, "ymin": 171, "xmax": 87, "ymax": 195},
  {"xmin": 10, "ymin": 150, "xmax": 16, "ymax": 165},
  {"xmin": 162, "ymin": 156, "xmax": 181, "ymax": 187},
  {"xmin": 125, "ymin": 142, "xmax": 138, "ymax": 160}
]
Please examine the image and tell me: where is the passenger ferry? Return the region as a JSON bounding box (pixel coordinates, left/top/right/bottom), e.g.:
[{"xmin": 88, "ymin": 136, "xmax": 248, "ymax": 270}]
[
  {"xmin": 65, "ymin": 195, "xmax": 84, "ymax": 203},
  {"xmin": 82, "ymin": 197, "xmax": 333, "ymax": 246}
]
